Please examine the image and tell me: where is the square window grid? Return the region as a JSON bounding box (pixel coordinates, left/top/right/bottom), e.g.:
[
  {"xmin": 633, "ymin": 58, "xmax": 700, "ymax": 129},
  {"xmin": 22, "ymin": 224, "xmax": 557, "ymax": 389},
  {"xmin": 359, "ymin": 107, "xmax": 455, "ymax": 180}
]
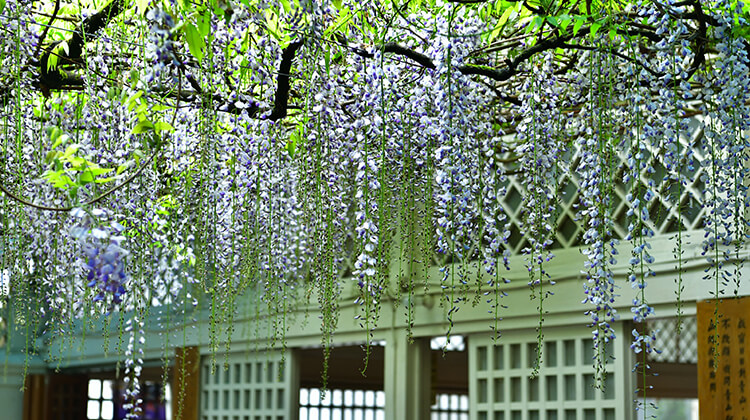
[
  {"xmin": 299, "ymin": 388, "xmax": 385, "ymax": 420},
  {"xmin": 430, "ymin": 393, "xmax": 469, "ymax": 420},
  {"xmin": 87, "ymin": 379, "xmax": 115, "ymax": 420},
  {"xmin": 470, "ymin": 325, "xmax": 632, "ymax": 420},
  {"xmin": 88, "ymin": 379, "xmax": 171, "ymax": 420},
  {"xmin": 201, "ymin": 352, "xmax": 290, "ymax": 420}
]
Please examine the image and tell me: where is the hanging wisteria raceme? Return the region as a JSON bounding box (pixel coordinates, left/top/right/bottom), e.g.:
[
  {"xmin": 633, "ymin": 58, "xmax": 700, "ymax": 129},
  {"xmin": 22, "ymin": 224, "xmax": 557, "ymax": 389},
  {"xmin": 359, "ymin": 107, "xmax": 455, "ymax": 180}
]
[
  {"xmin": 145, "ymin": 7, "xmax": 179, "ymax": 81},
  {"xmin": 352, "ymin": 53, "xmax": 383, "ymax": 295},
  {"xmin": 515, "ymin": 52, "xmax": 565, "ymax": 368},
  {"xmin": 70, "ymin": 207, "xmax": 128, "ymax": 309},
  {"xmin": 575, "ymin": 45, "xmax": 621, "ymax": 380},
  {"xmin": 618, "ymin": 4, "xmax": 684, "ymax": 410},
  {"xmin": 122, "ymin": 312, "xmax": 146, "ymax": 419},
  {"xmin": 430, "ymin": 11, "xmax": 490, "ymax": 338},
  {"xmin": 0, "ymin": 1, "xmax": 35, "ymax": 83},
  {"xmin": 478, "ymin": 113, "xmax": 512, "ymax": 341}
]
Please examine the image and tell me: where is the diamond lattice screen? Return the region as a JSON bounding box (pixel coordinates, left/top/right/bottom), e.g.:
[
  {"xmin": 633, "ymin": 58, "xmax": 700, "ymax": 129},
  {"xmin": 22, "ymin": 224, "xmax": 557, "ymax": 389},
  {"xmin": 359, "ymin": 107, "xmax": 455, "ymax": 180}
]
[
  {"xmin": 470, "ymin": 324, "xmax": 633, "ymax": 420},
  {"xmin": 647, "ymin": 316, "xmax": 698, "ymax": 364},
  {"xmin": 433, "ymin": 118, "xmax": 706, "ymax": 265},
  {"xmin": 201, "ymin": 351, "xmax": 295, "ymax": 420}
]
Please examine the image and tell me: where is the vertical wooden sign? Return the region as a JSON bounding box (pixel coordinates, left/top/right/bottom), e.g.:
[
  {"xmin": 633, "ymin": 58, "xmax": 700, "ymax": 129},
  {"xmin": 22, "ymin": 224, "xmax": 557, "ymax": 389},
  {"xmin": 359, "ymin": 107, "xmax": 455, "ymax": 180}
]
[{"xmin": 698, "ymin": 297, "xmax": 750, "ymax": 420}]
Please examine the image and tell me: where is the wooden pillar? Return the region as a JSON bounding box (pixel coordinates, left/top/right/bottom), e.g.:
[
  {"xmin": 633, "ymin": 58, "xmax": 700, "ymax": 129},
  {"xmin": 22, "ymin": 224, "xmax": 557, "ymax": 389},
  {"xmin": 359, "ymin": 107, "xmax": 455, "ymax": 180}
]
[
  {"xmin": 384, "ymin": 334, "xmax": 431, "ymax": 419},
  {"xmin": 22, "ymin": 374, "xmax": 46, "ymax": 420},
  {"xmin": 173, "ymin": 346, "xmax": 201, "ymax": 420}
]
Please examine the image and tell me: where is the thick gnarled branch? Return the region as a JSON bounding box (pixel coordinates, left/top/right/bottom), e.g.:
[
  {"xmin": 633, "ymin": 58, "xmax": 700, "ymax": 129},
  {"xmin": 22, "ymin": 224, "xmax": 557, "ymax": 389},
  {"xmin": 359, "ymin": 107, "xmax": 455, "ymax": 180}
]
[{"xmin": 35, "ymin": 0, "xmax": 126, "ymax": 96}]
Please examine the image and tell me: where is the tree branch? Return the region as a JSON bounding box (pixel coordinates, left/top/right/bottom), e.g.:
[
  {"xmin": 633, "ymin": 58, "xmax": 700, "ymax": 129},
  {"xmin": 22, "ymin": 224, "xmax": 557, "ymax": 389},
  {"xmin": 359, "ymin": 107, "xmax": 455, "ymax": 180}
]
[
  {"xmin": 36, "ymin": 0, "xmax": 126, "ymax": 96},
  {"xmin": 33, "ymin": 0, "xmax": 61, "ymax": 59},
  {"xmin": 0, "ymin": 150, "xmax": 158, "ymax": 212},
  {"xmin": 383, "ymin": 43, "xmax": 436, "ymax": 69},
  {"xmin": 268, "ymin": 39, "xmax": 304, "ymax": 121}
]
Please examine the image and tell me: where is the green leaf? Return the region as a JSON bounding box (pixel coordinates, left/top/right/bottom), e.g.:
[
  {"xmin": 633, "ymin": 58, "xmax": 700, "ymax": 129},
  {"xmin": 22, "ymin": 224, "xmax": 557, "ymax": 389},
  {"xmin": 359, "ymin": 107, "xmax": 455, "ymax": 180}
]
[
  {"xmin": 327, "ymin": 7, "xmax": 351, "ymax": 37},
  {"xmin": 324, "ymin": 50, "xmax": 331, "ymax": 75},
  {"xmin": 78, "ymin": 171, "xmax": 94, "ymax": 184},
  {"xmin": 117, "ymin": 161, "xmax": 134, "ymax": 175},
  {"xmin": 199, "ymin": 8, "xmax": 212, "ymax": 37},
  {"xmin": 47, "ymin": 51, "xmax": 59, "ymax": 72},
  {"xmin": 49, "ymin": 127, "xmax": 64, "ymax": 148},
  {"xmin": 136, "ymin": 0, "xmax": 149, "ymax": 14},
  {"xmin": 0, "ymin": 0, "xmax": 6, "ymax": 15},
  {"xmin": 135, "ymin": 103, "xmax": 148, "ymax": 116},
  {"xmin": 132, "ymin": 120, "xmax": 155, "ymax": 134},
  {"xmin": 557, "ymin": 14, "xmax": 572, "ymax": 29},
  {"xmin": 488, "ymin": 24, "xmax": 503, "ymax": 43},
  {"xmin": 280, "ymin": 0, "xmax": 290, "ymax": 13},
  {"xmin": 126, "ymin": 90, "xmax": 144, "ymax": 112},
  {"xmin": 68, "ymin": 156, "xmax": 87, "ymax": 169},
  {"xmin": 45, "ymin": 151, "xmax": 60, "ymax": 164},
  {"xmin": 62, "ymin": 144, "xmax": 80, "ymax": 159},
  {"xmin": 265, "ymin": 12, "xmax": 282, "ymax": 41},
  {"xmin": 590, "ymin": 22, "xmax": 603, "ymax": 39},
  {"xmin": 154, "ymin": 121, "xmax": 175, "ymax": 132},
  {"xmin": 43, "ymin": 171, "xmax": 73, "ymax": 189},
  {"xmin": 527, "ymin": 15, "xmax": 543, "ymax": 33},
  {"xmin": 129, "ymin": 69, "xmax": 140, "ymax": 85},
  {"xmin": 171, "ymin": 19, "xmax": 187, "ymax": 34},
  {"xmin": 497, "ymin": 4, "xmax": 515, "ymax": 27},
  {"xmin": 89, "ymin": 167, "xmax": 114, "ymax": 176},
  {"xmin": 287, "ymin": 123, "xmax": 304, "ymax": 157},
  {"xmin": 287, "ymin": 133, "xmax": 298, "ymax": 157},
  {"xmin": 609, "ymin": 27, "xmax": 618, "ymax": 40},
  {"xmin": 152, "ymin": 104, "xmax": 171, "ymax": 112},
  {"xmin": 572, "ymin": 17, "xmax": 585, "ymax": 36},
  {"xmin": 185, "ymin": 23, "xmax": 206, "ymax": 62},
  {"xmin": 133, "ymin": 149, "xmax": 145, "ymax": 165}
]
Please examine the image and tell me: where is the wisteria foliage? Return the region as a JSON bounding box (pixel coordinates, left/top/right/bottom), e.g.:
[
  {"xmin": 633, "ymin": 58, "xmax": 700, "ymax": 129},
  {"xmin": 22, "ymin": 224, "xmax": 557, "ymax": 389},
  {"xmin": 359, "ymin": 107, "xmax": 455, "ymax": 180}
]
[{"xmin": 1, "ymin": 0, "xmax": 750, "ymax": 414}]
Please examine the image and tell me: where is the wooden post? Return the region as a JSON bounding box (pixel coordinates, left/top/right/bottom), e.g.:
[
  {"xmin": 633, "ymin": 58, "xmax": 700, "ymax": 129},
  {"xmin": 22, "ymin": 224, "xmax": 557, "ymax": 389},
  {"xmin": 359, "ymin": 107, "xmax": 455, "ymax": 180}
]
[
  {"xmin": 173, "ymin": 346, "xmax": 200, "ymax": 420},
  {"xmin": 22, "ymin": 374, "xmax": 46, "ymax": 420},
  {"xmin": 384, "ymin": 334, "xmax": 431, "ymax": 419}
]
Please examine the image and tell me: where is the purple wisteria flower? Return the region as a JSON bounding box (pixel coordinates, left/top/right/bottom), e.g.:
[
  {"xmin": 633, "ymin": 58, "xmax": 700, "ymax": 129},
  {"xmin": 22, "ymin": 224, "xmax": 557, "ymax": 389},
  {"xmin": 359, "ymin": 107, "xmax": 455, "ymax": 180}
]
[
  {"xmin": 145, "ymin": 8, "xmax": 180, "ymax": 80},
  {"xmin": 70, "ymin": 208, "xmax": 128, "ymax": 309}
]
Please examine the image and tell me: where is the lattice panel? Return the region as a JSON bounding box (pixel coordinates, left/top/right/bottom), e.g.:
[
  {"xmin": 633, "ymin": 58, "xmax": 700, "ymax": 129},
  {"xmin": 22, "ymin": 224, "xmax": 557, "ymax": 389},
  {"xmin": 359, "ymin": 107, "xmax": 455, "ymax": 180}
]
[
  {"xmin": 647, "ymin": 316, "xmax": 698, "ymax": 364},
  {"xmin": 431, "ymin": 393, "xmax": 469, "ymax": 420},
  {"xmin": 432, "ymin": 117, "xmax": 706, "ymax": 265},
  {"xmin": 299, "ymin": 388, "xmax": 385, "ymax": 420},
  {"xmin": 470, "ymin": 325, "xmax": 633, "ymax": 420},
  {"xmin": 201, "ymin": 351, "xmax": 295, "ymax": 420}
]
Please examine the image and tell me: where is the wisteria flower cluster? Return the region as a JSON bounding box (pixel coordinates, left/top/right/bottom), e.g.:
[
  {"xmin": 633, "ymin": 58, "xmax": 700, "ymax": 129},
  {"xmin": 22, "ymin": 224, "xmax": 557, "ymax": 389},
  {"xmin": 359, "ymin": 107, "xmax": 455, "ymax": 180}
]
[
  {"xmin": 145, "ymin": 7, "xmax": 180, "ymax": 80},
  {"xmin": 70, "ymin": 208, "xmax": 128, "ymax": 309}
]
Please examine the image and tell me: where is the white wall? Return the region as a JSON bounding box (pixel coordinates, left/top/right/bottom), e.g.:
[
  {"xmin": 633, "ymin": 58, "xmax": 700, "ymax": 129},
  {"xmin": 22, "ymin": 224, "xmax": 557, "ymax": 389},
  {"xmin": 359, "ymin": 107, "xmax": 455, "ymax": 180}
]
[{"xmin": 0, "ymin": 355, "xmax": 44, "ymax": 420}]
